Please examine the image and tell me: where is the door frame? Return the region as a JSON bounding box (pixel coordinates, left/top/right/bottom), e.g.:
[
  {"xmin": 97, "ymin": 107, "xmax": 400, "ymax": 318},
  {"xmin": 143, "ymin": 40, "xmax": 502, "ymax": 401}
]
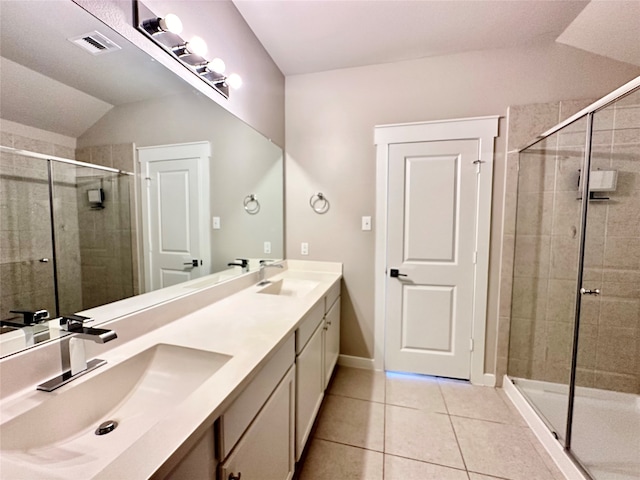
[
  {"xmin": 138, "ymin": 141, "xmax": 211, "ymax": 293},
  {"xmin": 373, "ymin": 116, "xmax": 499, "ymax": 385}
]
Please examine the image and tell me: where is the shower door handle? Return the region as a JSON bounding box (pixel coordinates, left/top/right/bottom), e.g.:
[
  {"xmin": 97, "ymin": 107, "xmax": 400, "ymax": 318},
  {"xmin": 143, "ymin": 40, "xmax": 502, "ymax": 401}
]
[{"xmin": 580, "ymin": 287, "xmax": 600, "ymax": 296}]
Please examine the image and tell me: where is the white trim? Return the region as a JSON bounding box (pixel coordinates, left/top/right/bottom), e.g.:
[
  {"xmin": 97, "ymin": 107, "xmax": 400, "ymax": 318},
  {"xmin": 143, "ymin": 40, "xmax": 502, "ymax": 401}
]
[
  {"xmin": 502, "ymin": 376, "xmax": 588, "ymax": 480},
  {"xmin": 374, "ymin": 116, "xmax": 499, "ymax": 385},
  {"xmin": 337, "ymin": 354, "xmax": 376, "ymax": 371},
  {"xmin": 483, "ymin": 373, "xmax": 496, "ymax": 387}
]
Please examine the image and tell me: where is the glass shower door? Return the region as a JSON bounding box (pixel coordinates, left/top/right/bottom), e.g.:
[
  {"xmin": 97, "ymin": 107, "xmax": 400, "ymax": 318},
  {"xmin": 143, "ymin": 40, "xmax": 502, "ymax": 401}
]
[
  {"xmin": 571, "ymin": 87, "xmax": 640, "ymax": 480},
  {"xmin": 508, "ymin": 115, "xmax": 589, "ymax": 443},
  {"xmin": 0, "ymin": 151, "xmax": 56, "ymax": 322}
]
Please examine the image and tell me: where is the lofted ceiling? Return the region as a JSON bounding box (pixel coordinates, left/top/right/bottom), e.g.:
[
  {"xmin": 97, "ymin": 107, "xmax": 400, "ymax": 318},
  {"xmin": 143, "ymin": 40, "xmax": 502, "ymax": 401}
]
[
  {"xmin": 0, "ymin": 0, "xmax": 191, "ymax": 138},
  {"xmin": 232, "ymin": 0, "xmax": 640, "ymax": 76}
]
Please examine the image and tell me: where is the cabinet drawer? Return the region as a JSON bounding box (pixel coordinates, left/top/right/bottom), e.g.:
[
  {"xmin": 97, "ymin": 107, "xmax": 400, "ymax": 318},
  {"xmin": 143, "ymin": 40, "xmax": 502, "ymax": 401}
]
[
  {"xmin": 295, "ymin": 300, "xmax": 324, "ymax": 354},
  {"xmin": 219, "ymin": 335, "xmax": 294, "ymax": 459},
  {"xmin": 325, "ymin": 280, "xmax": 340, "ymax": 313}
]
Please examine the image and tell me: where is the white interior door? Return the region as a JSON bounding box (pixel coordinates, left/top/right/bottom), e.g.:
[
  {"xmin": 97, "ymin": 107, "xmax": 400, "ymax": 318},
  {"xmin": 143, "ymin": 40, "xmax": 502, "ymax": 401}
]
[
  {"xmin": 385, "ymin": 139, "xmax": 480, "ymax": 379},
  {"xmin": 139, "ymin": 142, "xmax": 210, "ymax": 292}
]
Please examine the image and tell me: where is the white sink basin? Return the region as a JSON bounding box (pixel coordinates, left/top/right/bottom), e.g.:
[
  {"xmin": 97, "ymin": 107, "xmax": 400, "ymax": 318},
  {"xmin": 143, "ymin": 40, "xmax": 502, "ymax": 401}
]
[
  {"xmin": 1, "ymin": 344, "xmax": 231, "ymax": 452},
  {"xmin": 257, "ymin": 278, "xmax": 319, "ymax": 297}
]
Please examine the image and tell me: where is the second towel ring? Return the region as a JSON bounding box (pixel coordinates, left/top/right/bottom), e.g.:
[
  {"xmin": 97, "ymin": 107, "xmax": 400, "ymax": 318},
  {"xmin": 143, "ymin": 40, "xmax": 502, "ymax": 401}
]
[
  {"xmin": 310, "ymin": 192, "xmax": 330, "ymax": 214},
  {"xmin": 244, "ymin": 194, "xmax": 260, "ymax": 215}
]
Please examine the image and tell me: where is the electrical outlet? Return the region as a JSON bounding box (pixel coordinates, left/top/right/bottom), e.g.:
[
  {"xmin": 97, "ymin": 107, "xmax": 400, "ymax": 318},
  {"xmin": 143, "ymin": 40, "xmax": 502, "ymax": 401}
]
[
  {"xmin": 264, "ymin": 241, "xmax": 271, "ymax": 254},
  {"xmin": 301, "ymin": 242, "xmax": 309, "ymax": 255},
  {"xmin": 212, "ymin": 216, "xmax": 221, "ymax": 229},
  {"xmin": 362, "ymin": 216, "xmax": 372, "ymax": 231}
]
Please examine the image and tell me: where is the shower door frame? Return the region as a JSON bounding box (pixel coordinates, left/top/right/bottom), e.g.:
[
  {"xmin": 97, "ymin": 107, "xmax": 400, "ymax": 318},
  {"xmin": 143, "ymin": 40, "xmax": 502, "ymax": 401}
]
[{"xmin": 512, "ymin": 75, "xmax": 640, "ymax": 479}]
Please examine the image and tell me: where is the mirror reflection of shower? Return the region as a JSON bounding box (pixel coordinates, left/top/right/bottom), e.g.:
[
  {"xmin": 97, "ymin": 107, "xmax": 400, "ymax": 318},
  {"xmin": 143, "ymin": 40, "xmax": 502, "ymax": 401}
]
[{"xmin": 0, "ymin": 146, "xmax": 135, "ymax": 326}]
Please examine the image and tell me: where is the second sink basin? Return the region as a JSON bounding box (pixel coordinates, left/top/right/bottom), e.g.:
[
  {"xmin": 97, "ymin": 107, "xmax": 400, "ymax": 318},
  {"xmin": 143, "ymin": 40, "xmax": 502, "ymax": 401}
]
[
  {"xmin": 1, "ymin": 343, "xmax": 231, "ymax": 451},
  {"xmin": 257, "ymin": 278, "xmax": 319, "ymax": 297}
]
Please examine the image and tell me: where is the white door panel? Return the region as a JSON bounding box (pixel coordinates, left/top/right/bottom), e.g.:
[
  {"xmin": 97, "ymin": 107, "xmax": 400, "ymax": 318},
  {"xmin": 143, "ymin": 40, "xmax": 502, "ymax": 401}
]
[
  {"xmin": 139, "ymin": 142, "xmax": 210, "ymax": 292},
  {"xmin": 386, "ymin": 139, "xmax": 478, "ymax": 379}
]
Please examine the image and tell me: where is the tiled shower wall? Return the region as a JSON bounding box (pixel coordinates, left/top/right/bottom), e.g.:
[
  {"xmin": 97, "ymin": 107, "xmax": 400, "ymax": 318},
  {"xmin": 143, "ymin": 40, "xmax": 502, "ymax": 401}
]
[
  {"xmin": 498, "ymin": 96, "xmax": 640, "ymax": 394},
  {"xmin": 75, "ymin": 144, "xmax": 137, "ymax": 308},
  {"xmin": 0, "ymin": 131, "xmax": 82, "ymax": 318}
]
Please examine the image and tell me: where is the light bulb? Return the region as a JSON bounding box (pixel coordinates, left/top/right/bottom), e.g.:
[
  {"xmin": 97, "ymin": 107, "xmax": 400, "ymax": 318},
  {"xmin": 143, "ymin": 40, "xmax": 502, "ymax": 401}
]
[
  {"xmin": 160, "ymin": 14, "xmax": 183, "ymax": 34},
  {"xmin": 207, "ymin": 58, "xmax": 226, "ymax": 74},
  {"xmin": 186, "ymin": 36, "xmax": 207, "ymax": 57},
  {"xmin": 226, "ymin": 73, "xmax": 242, "ymax": 89}
]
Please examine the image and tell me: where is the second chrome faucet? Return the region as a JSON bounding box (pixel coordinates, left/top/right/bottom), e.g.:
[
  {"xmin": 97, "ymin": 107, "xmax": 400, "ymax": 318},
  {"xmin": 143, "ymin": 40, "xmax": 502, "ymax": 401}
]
[
  {"xmin": 37, "ymin": 315, "xmax": 117, "ymax": 392},
  {"xmin": 257, "ymin": 260, "xmax": 283, "ymax": 286}
]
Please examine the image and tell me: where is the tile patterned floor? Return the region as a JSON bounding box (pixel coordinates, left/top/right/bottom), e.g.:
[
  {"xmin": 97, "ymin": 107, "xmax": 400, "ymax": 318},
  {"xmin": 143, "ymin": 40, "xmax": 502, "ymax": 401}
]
[{"xmin": 298, "ymin": 367, "xmax": 567, "ymax": 480}]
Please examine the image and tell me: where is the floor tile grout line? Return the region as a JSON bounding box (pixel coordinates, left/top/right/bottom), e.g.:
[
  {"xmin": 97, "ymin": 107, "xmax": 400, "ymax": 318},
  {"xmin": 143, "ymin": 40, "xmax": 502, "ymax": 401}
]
[
  {"xmin": 384, "ymin": 451, "xmax": 471, "ymax": 474},
  {"xmin": 327, "ymin": 391, "xmax": 387, "ymax": 405},
  {"xmin": 438, "ymin": 379, "xmax": 470, "ymax": 474},
  {"xmin": 312, "ymin": 437, "xmax": 384, "ymax": 454},
  {"xmin": 383, "ymin": 371, "xmax": 388, "ymax": 479}
]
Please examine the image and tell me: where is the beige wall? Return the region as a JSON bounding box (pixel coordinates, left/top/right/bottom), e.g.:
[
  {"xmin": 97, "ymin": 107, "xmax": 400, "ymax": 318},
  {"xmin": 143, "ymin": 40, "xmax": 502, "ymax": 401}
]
[
  {"xmin": 285, "ymin": 42, "xmax": 640, "ymax": 375},
  {"xmin": 74, "ymin": 0, "xmax": 285, "ymax": 147},
  {"xmin": 78, "ymin": 91, "xmax": 284, "ymax": 272}
]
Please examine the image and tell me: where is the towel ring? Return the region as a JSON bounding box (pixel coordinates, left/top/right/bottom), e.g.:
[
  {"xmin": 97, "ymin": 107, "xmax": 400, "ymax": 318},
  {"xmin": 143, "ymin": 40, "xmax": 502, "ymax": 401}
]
[
  {"xmin": 309, "ymin": 192, "xmax": 330, "ymax": 214},
  {"xmin": 243, "ymin": 194, "xmax": 260, "ymax": 215}
]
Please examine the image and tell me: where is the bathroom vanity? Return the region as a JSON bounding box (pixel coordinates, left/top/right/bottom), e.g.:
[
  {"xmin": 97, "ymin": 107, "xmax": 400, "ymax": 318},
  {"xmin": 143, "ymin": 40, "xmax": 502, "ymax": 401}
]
[{"xmin": 0, "ymin": 260, "xmax": 342, "ymax": 479}]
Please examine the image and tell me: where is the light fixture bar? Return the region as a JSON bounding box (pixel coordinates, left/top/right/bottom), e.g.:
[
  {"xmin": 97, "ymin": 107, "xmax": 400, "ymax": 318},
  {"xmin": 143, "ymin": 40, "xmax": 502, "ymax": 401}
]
[{"xmin": 134, "ymin": 0, "xmax": 242, "ymax": 99}]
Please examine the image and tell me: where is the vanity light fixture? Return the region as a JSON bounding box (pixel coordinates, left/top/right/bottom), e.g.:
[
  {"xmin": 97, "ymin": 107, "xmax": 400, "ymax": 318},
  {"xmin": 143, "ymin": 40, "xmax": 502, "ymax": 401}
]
[
  {"xmin": 140, "ymin": 13, "xmax": 183, "ymax": 35},
  {"xmin": 172, "ymin": 36, "xmax": 208, "ymax": 58},
  {"xmin": 134, "ymin": 0, "xmax": 243, "ymax": 99}
]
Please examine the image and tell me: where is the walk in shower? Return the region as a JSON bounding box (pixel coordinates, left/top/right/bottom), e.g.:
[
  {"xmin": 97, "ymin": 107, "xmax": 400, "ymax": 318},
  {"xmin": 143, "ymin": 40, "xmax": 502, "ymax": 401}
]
[
  {"xmin": 507, "ymin": 82, "xmax": 640, "ymax": 480},
  {"xmin": 0, "ymin": 146, "xmax": 135, "ymax": 323}
]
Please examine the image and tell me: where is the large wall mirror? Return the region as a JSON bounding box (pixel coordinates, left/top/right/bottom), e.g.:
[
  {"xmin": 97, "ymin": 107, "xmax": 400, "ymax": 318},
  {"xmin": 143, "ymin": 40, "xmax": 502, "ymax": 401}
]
[{"xmin": 0, "ymin": 0, "xmax": 284, "ymax": 357}]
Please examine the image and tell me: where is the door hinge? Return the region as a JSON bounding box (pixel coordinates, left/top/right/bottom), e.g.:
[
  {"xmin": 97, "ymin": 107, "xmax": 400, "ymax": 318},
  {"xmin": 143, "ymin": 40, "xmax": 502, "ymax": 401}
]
[
  {"xmin": 469, "ymin": 338, "xmax": 474, "ymax": 352},
  {"xmin": 473, "ymin": 251, "xmax": 478, "ymax": 264}
]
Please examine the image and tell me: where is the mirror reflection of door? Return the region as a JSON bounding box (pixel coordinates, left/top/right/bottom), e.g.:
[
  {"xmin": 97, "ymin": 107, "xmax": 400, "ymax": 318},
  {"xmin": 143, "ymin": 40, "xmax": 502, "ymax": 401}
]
[{"xmin": 138, "ymin": 142, "xmax": 211, "ymax": 292}]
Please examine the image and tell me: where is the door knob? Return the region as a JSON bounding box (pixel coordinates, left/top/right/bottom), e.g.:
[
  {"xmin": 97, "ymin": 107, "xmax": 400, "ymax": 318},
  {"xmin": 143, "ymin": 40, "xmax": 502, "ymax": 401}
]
[
  {"xmin": 580, "ymin": 287, "xmax": 600, "ymax": 296},
  {"xmin": 390, "ymin": 269, "xmax": 407, "ymax": 278},
  {"xmin": 183, "ymin": 259, "xmax": 199, "ymax": 267}
]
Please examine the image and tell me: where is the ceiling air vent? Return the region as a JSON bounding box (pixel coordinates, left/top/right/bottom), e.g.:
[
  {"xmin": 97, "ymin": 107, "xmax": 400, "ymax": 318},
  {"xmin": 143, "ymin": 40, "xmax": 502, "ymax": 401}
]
[{"xmin": 68, "ymin": 31, "xmax": 122, "ymax": 55}]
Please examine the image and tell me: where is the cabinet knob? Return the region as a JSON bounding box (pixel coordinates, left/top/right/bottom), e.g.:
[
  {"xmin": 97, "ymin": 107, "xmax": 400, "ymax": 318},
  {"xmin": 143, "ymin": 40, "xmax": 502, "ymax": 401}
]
[{"xmin": 228, "ymin": 473, "xmax": 242, "ymax": 480}]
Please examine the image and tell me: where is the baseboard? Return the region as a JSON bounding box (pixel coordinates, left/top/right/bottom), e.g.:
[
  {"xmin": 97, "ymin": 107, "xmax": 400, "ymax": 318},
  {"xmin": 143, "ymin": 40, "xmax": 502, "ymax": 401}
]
[
  {"xmin": 502, "ymin": 375, "xmax": 587, "ymax": 480},
  {"xmin": 483, "ymin": 373, "xmax": 496, "ymax": 387},
  {"xmin": 337, "ymin": 355, "xmax": 376, "ymax": 370}
]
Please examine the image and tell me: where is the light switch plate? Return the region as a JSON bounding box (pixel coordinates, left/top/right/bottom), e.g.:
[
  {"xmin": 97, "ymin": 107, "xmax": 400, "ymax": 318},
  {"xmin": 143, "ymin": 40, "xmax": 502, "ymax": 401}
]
[
  {"xmin": 264, "ymin": 241, "xmax": 271, "ymax": 254},
  {"xmin": 362, "ymin": 216, "xmax": 372, "ymax": 231},
  {"xmin": 212, "ymin": 216, "xmax": 221, "ymax": 229},
  {"xmin": 301, "ymin": 242, "xmax": 309, "ymax": 255}
]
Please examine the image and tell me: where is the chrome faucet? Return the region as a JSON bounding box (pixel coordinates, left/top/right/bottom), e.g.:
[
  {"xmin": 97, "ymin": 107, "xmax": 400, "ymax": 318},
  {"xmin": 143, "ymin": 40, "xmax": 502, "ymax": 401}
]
[
  {"xmin": 37, "ymin": 314, "xmax": 117, "ymax": 392},
  {"xmin": 2, "ymin": 309, "xmax": 51, "ymax": 346},
  {"xmin": 257, "ymin": 260, "xmax": 284, "ymax": 286},
  {"xmin": 228, "ymin": 258, "xmax": 250, "ymax": 273}
]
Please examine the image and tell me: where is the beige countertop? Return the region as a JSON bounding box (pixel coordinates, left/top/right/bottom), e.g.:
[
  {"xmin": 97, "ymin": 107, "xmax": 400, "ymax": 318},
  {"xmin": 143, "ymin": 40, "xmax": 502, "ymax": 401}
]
[{"xmin": 0, "ymin": 261, "xmax": 342, "ymax": 479}]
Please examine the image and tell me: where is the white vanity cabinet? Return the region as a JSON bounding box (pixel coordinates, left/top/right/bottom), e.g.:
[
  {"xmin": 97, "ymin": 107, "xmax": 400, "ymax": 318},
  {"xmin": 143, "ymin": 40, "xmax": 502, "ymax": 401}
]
[
  {"xmin": 295, "ymin": 301, "xmax": 325, "ymax": 460},
  {"xmin": 163, "ymin": 429, "xmax": 217, "ymax": 480},
  {"xmin": 323, "ymin": 296, "xmax": 340, "ymax": 390},
  {"xmin": 217, "ymin": 335, "xmax": 295, "ymax": 480},
  {"xmin": 219, "ymin": 367, "xmax": 295, "ymax": 480},
  {"xmin": 295, "ymin": 280, "xmax": 341, "ymax": 460}
]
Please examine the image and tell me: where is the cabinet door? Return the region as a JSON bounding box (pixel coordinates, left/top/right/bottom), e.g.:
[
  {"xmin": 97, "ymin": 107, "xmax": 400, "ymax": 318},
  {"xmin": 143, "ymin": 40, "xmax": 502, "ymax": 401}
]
[
  {"xmin": 323, "ymin": 297, "xmax": 341, "ymax": 390},
  {"xmin": 163, "ymin": 429, "xmax": 216, "ymax": 480},
  {"xmin": 220, "ymin": 367, "xmax": 295, "ymax": 480},
  {"xmin": 295, "ymin": 323, "xmax": 324, "ymax": 460}
]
